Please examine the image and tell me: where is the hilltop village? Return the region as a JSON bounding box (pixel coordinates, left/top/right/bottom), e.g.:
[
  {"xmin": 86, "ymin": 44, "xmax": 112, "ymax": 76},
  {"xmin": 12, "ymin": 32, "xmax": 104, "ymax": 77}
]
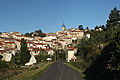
[{"xmin": 0, "ymin": 24, "xmax": 103, "ymax": 64}]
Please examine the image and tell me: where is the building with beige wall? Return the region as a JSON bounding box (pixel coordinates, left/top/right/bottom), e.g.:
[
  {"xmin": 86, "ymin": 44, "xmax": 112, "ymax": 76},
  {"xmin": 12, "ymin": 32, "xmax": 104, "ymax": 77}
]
[{"xmin": 62, "ymin": 23, "xmax": 66, "ymax": 32}]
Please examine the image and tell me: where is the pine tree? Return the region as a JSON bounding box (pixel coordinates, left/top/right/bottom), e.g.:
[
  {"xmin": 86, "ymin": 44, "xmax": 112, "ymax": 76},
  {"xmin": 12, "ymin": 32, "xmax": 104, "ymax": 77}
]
[{"xmin": 106, "ymin": 7, "xmax": 120, "ymax": 29}]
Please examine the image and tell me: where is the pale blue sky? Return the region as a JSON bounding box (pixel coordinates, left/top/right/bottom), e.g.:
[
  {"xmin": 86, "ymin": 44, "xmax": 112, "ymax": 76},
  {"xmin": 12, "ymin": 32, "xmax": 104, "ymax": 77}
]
[{"xmin": 0, "ymin": 0, "xmax": 120, "ymax": 34}]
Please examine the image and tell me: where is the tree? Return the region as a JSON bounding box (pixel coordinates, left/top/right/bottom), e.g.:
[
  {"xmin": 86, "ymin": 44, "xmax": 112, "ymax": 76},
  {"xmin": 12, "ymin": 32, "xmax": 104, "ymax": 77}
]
[
  {"xmin": 35, "ymin": 29, "xmax": 46, "ymax": 37},
  {"xmin": 84, "ymin": 31, "xmax": 120, "ymax": 80},
  {"xmin": 78, "ymin": 25, "xmax": 84, "ymax": 30},
  {"xmin": 0, "ymin": 60, "xmax": 9, "ymax": 70},
  {"xmin": 106, "ymin": 7, "xmax": 120, "ymax": 29},
  {"xmin": 75, "ymin": 7, "xmax": 120, "ymax": 80},
  {"xmin": 35, "ymin": 54, "xmax": 49, "ymax": 63},
  {"xmin": 35, "ymin": 29, "xmax": 42, "ymax": 33},
  {"xmin": 0, "ymin": 55, "xmax": 3, "ymax": 59},
  {"xmin": 94, "ymin": 26, "xmax": 99, "ymax": 30},
  {"xmin": 12, "ymin": 52, "xmax": 21, "ymax": 65},
  {"xmin": 19, "ymin": 38, "xmax": 31, "ymax": 65},
  {"xmin": 108, "ymin": 31, "xmax": 120, "ymax": 70},
  {"xmin": 24, "ymin": 29, "xmax": 46, "ymax": 37},
  {"xmin": 101, "ymin": 25, "xmax": 105, "ymax": 30},
  {"xmin": 86, "ymin": 27, "xmax": 89, "ymax": 29},
  {"xmin": 58, "ymin": 49, "xmax": 66, "ymax": 61},
  {"xmin": 24, "ymin": 33, "xmax": 32, "ymax": 37}
]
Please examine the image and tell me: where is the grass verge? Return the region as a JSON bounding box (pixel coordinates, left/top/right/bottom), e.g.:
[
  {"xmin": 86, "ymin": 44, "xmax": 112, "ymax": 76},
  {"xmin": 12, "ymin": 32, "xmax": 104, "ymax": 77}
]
[
  {"xmin": 12, "ymin": 62, "xmax": 52, "ymax": 80},
  {"xmin": 64, "ymin": 62, "xmax": 86, "ymax": 78}
]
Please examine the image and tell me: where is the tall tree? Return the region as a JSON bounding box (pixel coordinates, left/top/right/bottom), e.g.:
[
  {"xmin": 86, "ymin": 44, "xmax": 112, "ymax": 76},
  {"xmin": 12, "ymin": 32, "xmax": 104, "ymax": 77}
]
[
  {"xmin": 0, "ymin": 55, "xmax": 3, "ymax": 59},
  {"xmin": 106, "ymin": 7, "xmax": 120, "ymax": 29},
  {"xmin": 19, "ymin": 38, "xmax": 31, "ymax": 65},
  {"xmin": 86, "ymin": 27, "xmax": 89, "ymax": 29},
  {"xmin": 78, "ymin": 25, "xmax": 84, "ymax": 30},
  {"xmin": 108, "ymin": 31, "xmax": 120, "ymax": 70},
  {"xmin": 95, "ymin": 26, "xmax": 99, "ymax": 30},
  {"xmin": 101, "ymin": 25, "xmax": 105, "ymax": 30}
]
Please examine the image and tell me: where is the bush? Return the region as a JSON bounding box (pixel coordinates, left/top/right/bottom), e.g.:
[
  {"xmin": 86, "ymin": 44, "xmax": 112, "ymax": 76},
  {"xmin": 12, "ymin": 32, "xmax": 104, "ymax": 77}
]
[
  {"xmin": 0, "ymin": 55, "xmax": 3, "ymax": 59},
  {"xmin": 70, "ymin": 60, "xmax": 88, "ymax": 71},
  {"xmin": 35, "ymin": 54, "xmax": 50, "ymax": 63},
  {"xmin": 0, "ymin": 60, "xmax": 9, "ymax": 70},
  {"xmin": 0, "ymin": 70, "xmax": 22, "ymax": 80}
]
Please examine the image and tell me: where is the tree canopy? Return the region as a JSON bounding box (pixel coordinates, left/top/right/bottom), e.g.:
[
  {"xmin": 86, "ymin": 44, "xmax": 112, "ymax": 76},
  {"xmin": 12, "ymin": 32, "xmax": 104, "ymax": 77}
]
[
  {"xmin": 78, "ymin": 25, "xmax": 84, "ymax": 30},
  {"xmin": 24, "ymin": 29, "xmax": 46, "ymax": 37},
  {"xmin": 106, "ymin": 7, "xmax": 120, "ymax": 29},
  {"xmin": 17, "ymin": 38, "xmax": 31, "ymax": 65},
  {"xmin": 76, "ymin": 7, "xmax": 120, "ymax": 80}
]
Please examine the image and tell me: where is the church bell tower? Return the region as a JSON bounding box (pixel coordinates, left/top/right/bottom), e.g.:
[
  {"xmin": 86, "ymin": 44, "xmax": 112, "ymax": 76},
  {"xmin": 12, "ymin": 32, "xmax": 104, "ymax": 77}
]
[{"xmin": 62, "ymin": 23, "xmax": 66, "ymax": 32}]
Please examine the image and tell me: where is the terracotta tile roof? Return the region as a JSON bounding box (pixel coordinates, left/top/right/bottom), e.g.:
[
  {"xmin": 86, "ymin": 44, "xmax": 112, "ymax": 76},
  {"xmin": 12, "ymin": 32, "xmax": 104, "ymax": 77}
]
[
  {"xmin": 0, "ymin": 50, "xmax": 5, "ymax": 52},
  {"xmin": 44, "ymin": 48, "xmax": 51, "ymax": 51},
  {"xmin": 32, "ymin": 48, "xmax": 41, "ymax": 51},
  {"xmin": 26, "ymin": 42, "xmax": 33, "ymax": 44},
  {"xmin": 0, "ymin": 37, "xmax": 13, "ymax": 40},
  {"xmin": 39, "ymin": 38, "xmax": 43, "ymax": 41},
  {"xmin": 68, "ymin": 47, "xmax": 77, "ymax": 50},
  {"xmin": 60, "ymin": 40, "xmax": 64, "ymax": 41},
  {"xmin": 34, "ymin": 43, "xmax": 46, "ymax": 45},
  {"xmin": 0, "ymin": 46, "xmax": 3, "ymax": 48},
  {"xmin": 5, "ymin": 42, "xmax": 15, "ymax": 44},
  {"xmin": 0, "ymin": 42, "xmax": 4, "ymax": 45},
  {"xmin": 14, "ymin": 39, "xmax": 21, "ymax": 42},
  {"xmin": 54, "ymin": 42, "xmax": 60, "ymax": 44},
  {"xmin": 46, "ymin": 41, "xmax": 53, "ymax": 42},
  {"xmin": 6, "ymin": 48, "xmax": 16, "ymax": 50},
  {"xmin": 69, "ymin": 33, "xmax": 76, "ymax": 35}
]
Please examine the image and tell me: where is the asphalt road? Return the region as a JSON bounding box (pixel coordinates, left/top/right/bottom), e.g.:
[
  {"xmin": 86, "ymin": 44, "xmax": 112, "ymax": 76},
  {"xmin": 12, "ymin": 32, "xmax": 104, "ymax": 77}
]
[{"xmin": 37, "ymin": 62, "xmax": 84, "ymax": 80}]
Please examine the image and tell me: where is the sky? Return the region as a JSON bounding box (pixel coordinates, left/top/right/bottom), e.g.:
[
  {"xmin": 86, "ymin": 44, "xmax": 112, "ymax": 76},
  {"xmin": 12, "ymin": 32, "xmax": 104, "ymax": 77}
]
[{"xmin": 0, "ymin": 0, "xmax": 120, "ymax": 34}]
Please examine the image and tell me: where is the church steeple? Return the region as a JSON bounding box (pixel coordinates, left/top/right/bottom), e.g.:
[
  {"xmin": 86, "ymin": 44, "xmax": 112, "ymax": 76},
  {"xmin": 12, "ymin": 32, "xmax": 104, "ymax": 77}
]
[
  {"xmin": 62, "ymin": 23, "xmax": 65, "ymax": 27},
  {"xmin": 62, "ymin": 23, "xmax": 66, "ymax": 32}
]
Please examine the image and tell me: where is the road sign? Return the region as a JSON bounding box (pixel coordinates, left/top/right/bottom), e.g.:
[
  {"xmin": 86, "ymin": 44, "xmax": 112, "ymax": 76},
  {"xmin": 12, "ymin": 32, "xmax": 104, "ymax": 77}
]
[{"xmin": 72, "ymin": 56, "xmax": 76, "ymax": 60}]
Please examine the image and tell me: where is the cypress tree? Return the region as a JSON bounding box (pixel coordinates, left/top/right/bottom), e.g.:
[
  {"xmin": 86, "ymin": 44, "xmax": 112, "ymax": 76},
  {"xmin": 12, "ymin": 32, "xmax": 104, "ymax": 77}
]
[{"xmin": 19, "ymin": 38, "xmax": 31, "ymax": 65}]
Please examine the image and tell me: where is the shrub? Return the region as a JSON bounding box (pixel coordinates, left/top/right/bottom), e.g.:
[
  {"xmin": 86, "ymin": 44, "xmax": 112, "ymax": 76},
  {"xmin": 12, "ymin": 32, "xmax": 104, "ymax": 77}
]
[
  {"xmin": 70, "ymin": 60, "xmax": 88, "ymax": 71},
  {"xmin": 35, "ymin": 54, "xmax": 50, "ymax": 63},
  {"xmin": 0, "ymin": 60, "xmax": 9, "ymax": 70}
]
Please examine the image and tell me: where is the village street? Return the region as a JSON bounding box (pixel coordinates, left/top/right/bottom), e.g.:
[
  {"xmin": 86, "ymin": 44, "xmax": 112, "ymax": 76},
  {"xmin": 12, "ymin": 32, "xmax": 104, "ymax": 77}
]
[{"xmin": 37, "ymin": 62, "xmax": 84, "ymax": 80}]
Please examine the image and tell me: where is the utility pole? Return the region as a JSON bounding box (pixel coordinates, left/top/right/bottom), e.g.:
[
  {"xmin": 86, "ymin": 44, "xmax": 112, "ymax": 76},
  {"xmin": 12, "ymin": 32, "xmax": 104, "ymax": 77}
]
[
  {"xmin": 57, "ymin": 49, "xmax": 59, "ymax": 61},
  {"xmin": 54, "ymin": 49, "xmax": 57, "ymax": 62}
]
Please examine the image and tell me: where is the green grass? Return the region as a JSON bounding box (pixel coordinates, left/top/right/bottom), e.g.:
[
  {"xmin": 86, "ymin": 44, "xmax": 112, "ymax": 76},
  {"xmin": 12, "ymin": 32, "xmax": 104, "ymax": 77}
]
[
  {"xmin": 64, "ymin": 62, "xmax": 86, "ymax": 78},
  {"xmin": 12, "ymin": 62, "xmax": 52, "ymax": 80}
]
